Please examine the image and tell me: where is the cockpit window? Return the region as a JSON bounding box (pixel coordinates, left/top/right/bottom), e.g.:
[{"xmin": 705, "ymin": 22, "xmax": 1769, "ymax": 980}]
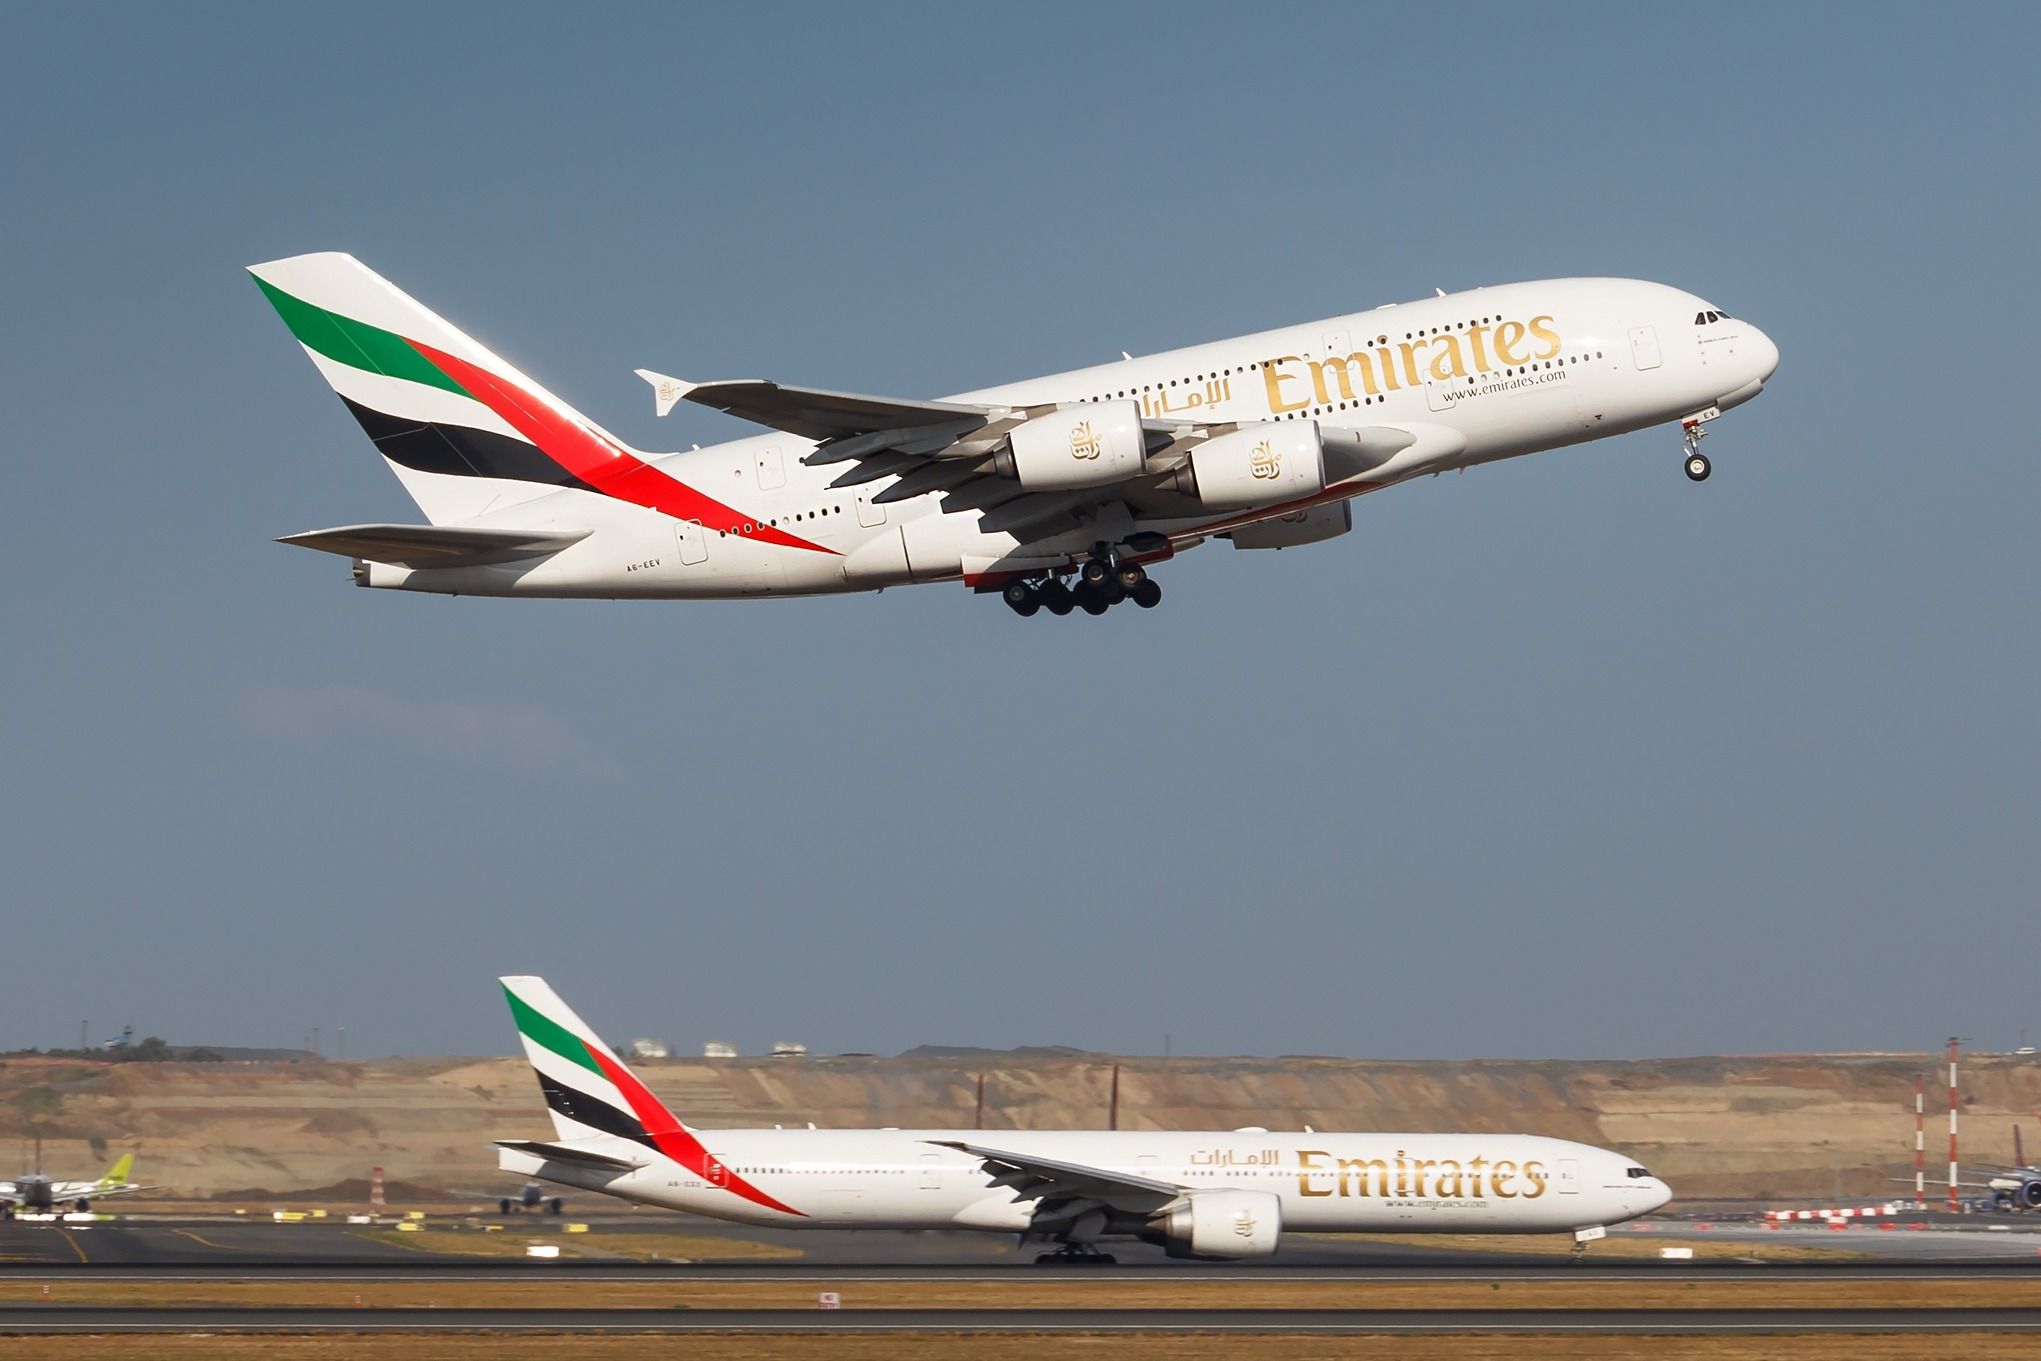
[
  {"xmin": 1695, "ymin": 309, "xmax": 1734, "ymax": 326},
  {"xmin": 1627, "ymin": 1166, "xmax": 1653, "ymax": 1179}
]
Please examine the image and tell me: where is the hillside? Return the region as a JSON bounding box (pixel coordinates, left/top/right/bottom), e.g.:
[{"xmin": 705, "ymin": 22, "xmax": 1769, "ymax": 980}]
[{"xmin": 2, "ymin": 1050, "xmax": 2034, "ymax": 1202}]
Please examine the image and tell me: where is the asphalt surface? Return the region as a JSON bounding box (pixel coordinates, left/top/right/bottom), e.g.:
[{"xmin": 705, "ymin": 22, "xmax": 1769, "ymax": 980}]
[
  {"xmin": 5, "ymin": 1213, "xmax": 2040, "ymax": 1281},
  {"xmin": 7, "ymin": 1305, "xmax": 2041, "ymax": 1333}
]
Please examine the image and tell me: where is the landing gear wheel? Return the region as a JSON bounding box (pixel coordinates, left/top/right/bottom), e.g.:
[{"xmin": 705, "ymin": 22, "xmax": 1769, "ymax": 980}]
[
  {"xmin": 1080, "ymin": 558, "xmax": 1112, "ymax": 588},
  {"xmin": 1076, "ymin": 585, "xmax": 1110, "ymax": 616},
  {"xmin": 1131, "ymin": 579, "xmax": 1162, "ymax": 609},
  {"xmin": 1033, "ymin": 1248, "xmax": 1118, "ymax": 1265},
  {"xmin": 1101, "ymin": 581, "xmax": 1126, "ymax": 606},
  {"xmin": 1685, "ymin": 453, "xmax": 1711, "ymax": 482},
  {"xmin": 499, "ymin": 1199, "xmax": 514, "ymax": 1215},
  {"xmin": 1114, "ymin": 563, "xmax": 1147, "ymax": 591},
  {"xmin": 1002, "ymin": 580, "xmax": 1040, "ymax": 617},
  {"xmin": 1040, "ymin": 579, "xmax": 1074, "ymax": 616}
]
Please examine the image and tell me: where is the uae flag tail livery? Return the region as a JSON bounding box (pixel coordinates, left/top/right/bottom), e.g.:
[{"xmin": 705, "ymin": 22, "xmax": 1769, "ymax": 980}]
[
  {"xmin": 248, "ymin": 253, "xmax": 639, "ymax": 527},
  {"xmin": 498, "ymin": 976, "xmax": 802, "ymax": 1217}
]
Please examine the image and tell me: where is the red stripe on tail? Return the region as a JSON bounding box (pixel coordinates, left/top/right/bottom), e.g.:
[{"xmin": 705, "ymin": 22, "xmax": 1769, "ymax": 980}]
[
  {"xmin": 410, "ymin": 341, "xmax": 836, "ymax": 556},
  {"xmin": 583, "ymin": 1045, "xmax": 804, "ymax": 1218}
]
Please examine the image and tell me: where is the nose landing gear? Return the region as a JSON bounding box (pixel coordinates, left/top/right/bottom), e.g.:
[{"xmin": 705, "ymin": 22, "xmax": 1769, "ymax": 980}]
[{"xmin": 1681, "ymin": 408, "xmax": 1718, "ymax": 482}]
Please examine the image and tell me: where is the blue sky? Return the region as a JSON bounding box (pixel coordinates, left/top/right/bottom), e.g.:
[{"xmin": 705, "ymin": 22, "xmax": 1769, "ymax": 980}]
[{"xmin": 3, "ymin": 3, "xmax": 2036, "ymax": 1060}]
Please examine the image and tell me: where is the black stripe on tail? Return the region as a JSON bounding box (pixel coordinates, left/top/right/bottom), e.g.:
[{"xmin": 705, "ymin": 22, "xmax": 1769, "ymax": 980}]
[{"xmin": 338, "ymin": 395, "xmax": 597, "ymax": 491}]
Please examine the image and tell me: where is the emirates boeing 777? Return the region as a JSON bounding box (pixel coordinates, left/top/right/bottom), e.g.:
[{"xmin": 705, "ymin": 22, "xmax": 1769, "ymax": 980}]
[
  {"xmin": 497, "ymin": 976, "xmax": 1670, "ymax": 1262},
  {"xmin": 254, "ymin": 254, "xmax": 1777, "ymax": 616}
]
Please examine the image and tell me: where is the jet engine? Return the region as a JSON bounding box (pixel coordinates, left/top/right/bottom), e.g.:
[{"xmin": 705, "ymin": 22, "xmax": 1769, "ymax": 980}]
[
  {"xmin": 1228, "ymin": 501, "xmax": 1352, "ymax": 550},
  {"xmin": 995, "ymin": 401, "xmax": 1145, "ymax": 490},
  {"xmin": 1172, "ymin": 422, "xmax": 1326, "ymax": 508},
  {"xmin": 1149, "ymin": 1189, "xmax": 1282, "ymax": 1260}
]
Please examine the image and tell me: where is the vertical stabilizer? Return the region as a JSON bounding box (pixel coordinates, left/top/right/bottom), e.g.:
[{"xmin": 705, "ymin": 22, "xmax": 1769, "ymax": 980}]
[{"xmin": 249, "ymin": 253, "xmax": 631, "ymax": 524}]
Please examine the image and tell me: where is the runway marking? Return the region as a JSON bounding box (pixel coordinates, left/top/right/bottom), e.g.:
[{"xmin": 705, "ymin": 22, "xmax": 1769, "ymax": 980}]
[
  {"xmin": 170, "ymin": 1229, "xmax": 250, "ymax": 1252},
  {"xmin": 53, "ymin": 1231, "xmax": 86, "ymax": 1265}
]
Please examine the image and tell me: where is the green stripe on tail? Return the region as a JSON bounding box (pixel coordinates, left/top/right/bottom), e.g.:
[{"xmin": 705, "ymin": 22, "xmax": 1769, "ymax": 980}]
[
  {"xmin": 502, "ymin": 981, "xmax": 604, "ymax": 1077},
  {"xmin": 252, "ymin": 276, "xmax": 469, "ymax": 397}
]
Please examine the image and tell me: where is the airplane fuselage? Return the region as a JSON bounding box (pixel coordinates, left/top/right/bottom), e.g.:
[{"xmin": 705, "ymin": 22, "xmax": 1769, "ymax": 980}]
[
  {"xmin": 353, "ymin": 277, "xmax": 1777, "ymax": 600},
  {"xmin": 500, "ymin": 1127, "xmax": 1667, "ymax": 1238}
]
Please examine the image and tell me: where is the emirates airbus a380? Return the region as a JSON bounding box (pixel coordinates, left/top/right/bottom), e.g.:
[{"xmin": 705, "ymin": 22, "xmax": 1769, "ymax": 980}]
[
  {"xmin": 498, "ymin": 977, "xmax": 1671, "ymax": 1262},
  {"xmin": 253, "ymin": 254, "xmax": 1777, "ymax": 616}
]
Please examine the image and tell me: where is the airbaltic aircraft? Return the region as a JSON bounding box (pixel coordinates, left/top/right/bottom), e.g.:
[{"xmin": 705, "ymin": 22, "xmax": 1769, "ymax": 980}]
[
  {"xmin": 1, "ymin": 1153, "xmax": 144, "ymax": 1219},
  {"xmin": 498, "ymin": 976, "xmax": 1671, "ymax": 1262},
  {"xmin": 253, "ymin": 254, "xmax": 1777, "ymax": 616}
]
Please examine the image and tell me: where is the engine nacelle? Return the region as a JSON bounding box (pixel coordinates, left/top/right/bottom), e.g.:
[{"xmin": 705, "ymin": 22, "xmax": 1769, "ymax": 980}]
[
  {"xmin": 995, "ymin": 401, "xmax": 1145, "ymax": 490},
  {"xmin": 1152, "ymin": 1189, "xmax": 1282, "ymax": 1260},
  {"xmin": 1229, "ymin": 501, "xmax": 1352, "ymax": 550},
  {"xmin": 2019, "ymin": 1178, "xmax": 2041, "ymax": 1210},
  {"xmin": 1174, "ymin": 422, "xmax": 1326, "ymax": 508}
]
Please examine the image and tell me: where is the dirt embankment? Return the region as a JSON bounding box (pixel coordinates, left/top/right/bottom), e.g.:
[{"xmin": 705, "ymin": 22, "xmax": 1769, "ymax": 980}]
[{"xmin": 2, "ymin": 1051, "xmax": 2033, "ymax": 1201}]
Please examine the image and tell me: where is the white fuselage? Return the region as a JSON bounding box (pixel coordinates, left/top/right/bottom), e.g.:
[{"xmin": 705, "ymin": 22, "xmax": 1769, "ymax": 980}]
[
  {"xmin": 500, "ymin": 1127, "xmax": 1670, "ymax": 1238},
  {"xmin": 363, "ymin": 278, "xmax": 1778, "ymax": 599}
]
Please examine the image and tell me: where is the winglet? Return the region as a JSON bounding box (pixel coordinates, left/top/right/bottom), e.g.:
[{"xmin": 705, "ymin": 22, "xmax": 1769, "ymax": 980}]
[{"xmin": 635, "ymin": 369, "xmax": 694, "ymax": 418}]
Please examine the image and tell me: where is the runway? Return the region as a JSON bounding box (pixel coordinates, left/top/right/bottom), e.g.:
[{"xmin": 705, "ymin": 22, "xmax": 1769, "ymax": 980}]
[
  {"xmin": 5, "ymin": 1260, "xmax": 2041, "ymax": 1282},
  {"xmin": 7, "ymin": 1304, "xmax": 2041, "ymax": 1333},
  {"xmin": 8, "ymin": 1214, "xmax": 2041, "ymax": 1272}
]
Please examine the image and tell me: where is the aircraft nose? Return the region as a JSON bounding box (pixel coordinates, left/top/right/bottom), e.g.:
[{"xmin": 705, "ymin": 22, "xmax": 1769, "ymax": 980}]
[
  {"xmin": 1749, "ymin": 326, "xmax": 1780, "ymax": 384},
  {"xmin": 1646, "ymin": 1177, "xmax": 1674, "ymax": 1213}
]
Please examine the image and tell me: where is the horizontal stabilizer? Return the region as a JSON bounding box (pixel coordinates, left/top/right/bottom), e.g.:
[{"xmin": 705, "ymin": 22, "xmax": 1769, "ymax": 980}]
[
  {"xmin": 493, "ymin": 1140, "xmax": 646, "ymax": 1172},
  {"xmin": 278, "ymin": 523, "xmax": 589, "ymax": 568}
]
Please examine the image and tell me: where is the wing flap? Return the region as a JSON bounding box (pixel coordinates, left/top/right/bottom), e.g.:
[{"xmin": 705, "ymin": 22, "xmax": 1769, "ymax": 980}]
[
  {"xmin": 929, "ymin": 1139, "xmax": 1183, "ymax": 1210},
  {"xmin": 278, "ymin": 523, "xmax": 590, "ymax": 568}
]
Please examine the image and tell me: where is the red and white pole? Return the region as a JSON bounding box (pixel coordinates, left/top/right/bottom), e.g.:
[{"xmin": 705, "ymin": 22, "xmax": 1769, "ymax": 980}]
[
  {"xmin": 1914, "ymin": 1074, "xmax": 1926, "ymax": 1207},
  {"xmin": 370, "ymin": 1165, "xmax": 385, "ymax": 1212},
  {"xmin": 1947, "ymin": 1037, "xmax": 1961, "ymax": 1214}
]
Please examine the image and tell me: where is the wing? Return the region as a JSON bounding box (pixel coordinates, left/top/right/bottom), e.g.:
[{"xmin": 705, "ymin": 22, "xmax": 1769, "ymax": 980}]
[
  {"xmin": 928, "ymin": 1139, "xmax": 1184, "ymax": 1222},
  {"xmin": 278, "ymin": 523, "xmax": 591, "ymax": 568},
  {"xmin": 639, "ymin": 369, "xmax": 1457, "ymax": 545},
  {"xmin": 638, "ymin": 371, "xmax": 992, "ymax": 444}
]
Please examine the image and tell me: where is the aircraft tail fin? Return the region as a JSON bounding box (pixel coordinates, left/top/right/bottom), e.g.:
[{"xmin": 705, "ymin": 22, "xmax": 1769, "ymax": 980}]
[
  {"xmin": 248, "ymin": 253, "xmax": 634, "ymax": 525},
  {"xmin": 99, "ymin": 1153, "xmax": 134, "ymax": 1189},
  {"xmin": 499, "ymin": 976, "xmax": 690, "ymax": 1146}
]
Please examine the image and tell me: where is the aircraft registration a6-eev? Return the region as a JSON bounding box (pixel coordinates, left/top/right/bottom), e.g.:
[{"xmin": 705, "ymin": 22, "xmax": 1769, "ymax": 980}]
[
  {"xmin": 498, "ymin": 976, "xmax": 1672, "ymax": 1262},
  {"xmin": 253, "ymin": 254, "xmax": 1778, "ymax": 617}
]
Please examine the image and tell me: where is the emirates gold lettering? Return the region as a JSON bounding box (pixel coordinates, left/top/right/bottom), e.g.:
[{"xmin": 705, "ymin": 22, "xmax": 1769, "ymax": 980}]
[
  {"xmin": 1257, "ymin": 313, "xmax": 1563, "ymax": 415},
  {"xmin": 1069, "ymin": 420, "xmax": 1102, "ymax": 460},
  {"xmin": 1262, "ymin": 358, "xmax": 1311, "ymax": 413},
  {"xmin": 1295, "ymin": 1149, "xmax": 1535, "ymax": 1198},
  {"xmin": 1297, "ymin": 1148, "xmax": 1336, "ymax": 1197}
]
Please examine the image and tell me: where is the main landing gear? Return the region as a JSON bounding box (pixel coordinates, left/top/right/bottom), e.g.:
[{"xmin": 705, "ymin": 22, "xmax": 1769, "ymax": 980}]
[
  {"xmin": 1033, "ymin": 1246, "xmax": 1119, "ymax": 1265},
  {"xmin": 1001, "ymin": 548, "xmax": 1161, "ymax": 618},
  {"xmin": 1682, "ymin": 413, "xmax": 1714, "ymax": 482}
]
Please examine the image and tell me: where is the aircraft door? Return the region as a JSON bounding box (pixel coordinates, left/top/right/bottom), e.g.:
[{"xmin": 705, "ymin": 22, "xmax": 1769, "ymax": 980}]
[
  {"xmin": 705, "ymin": 1158, "xmax": 730, "ymax": 1188},
  {"xmin": 675, "ymin": 519, "xmax": 708, "ymax": 566},
  {"xmin": 919, "ymin": 1153, "xmax": 941, "ymax": 1191},
  {"xmin": 1628, "ymin": 326, "xmax": 1662, "ymax": 371},
  {"xmin": 1555, "ymin": 1158, "xmax": 1580, "ymax": 1194},
  {"xmin": 754, "ymin": 446, "xmax": 786, "ymax": 490},
  {"xmin": 855, "ymin": 489, "xmax": 887, "ymax": 528}
]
